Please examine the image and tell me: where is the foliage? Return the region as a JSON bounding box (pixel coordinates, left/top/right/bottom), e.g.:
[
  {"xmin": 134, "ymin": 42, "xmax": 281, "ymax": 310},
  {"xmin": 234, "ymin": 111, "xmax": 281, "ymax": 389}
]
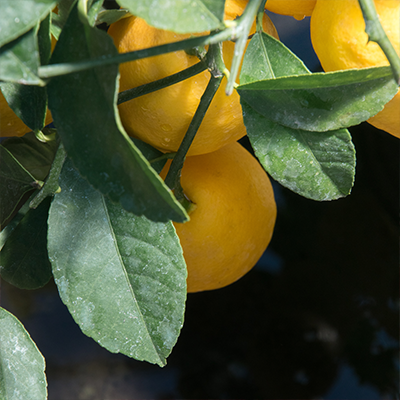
[{"xmin": 0, "ymin": 0, "xmax": 399, "ymax": 398}]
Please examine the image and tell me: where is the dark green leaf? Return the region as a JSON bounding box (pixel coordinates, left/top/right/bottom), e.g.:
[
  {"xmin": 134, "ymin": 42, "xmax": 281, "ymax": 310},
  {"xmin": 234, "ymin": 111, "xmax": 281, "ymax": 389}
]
[
  {"xmin": 0, "ymin": 194, "xmax": 33, "ymax": 251},
  {"xmin": 117, "ymin": 0, "xmax": 225, "ymax": 33},
  {"xmin": 0, "ymin": 307, "xmax": 47, "ymax": 400},
  {"xmin": 50, "ymin": 0, "xmax": 76, "ymax": 40},
  {"xmin": 47, "ymin": 4, "xmax": 188, "ymax": 223},
  {"xmin": 0, "ymin": 196, "xmax": 52, "ymax": 290},
  {"xmin": 241, "ymin": 101, "xmax": 356, "ymax": 201},
  {"xmin": 48, "ymin": 158, "xmax": 187, "ymax": 366},
  {"xmin": 0, "ymin": 0, "xmax": 56, "ymax": 47},
  {"xmin": 238, "ymin": 32, "xmax": 399, "ymax": 132},
  {"xmin": 130, "ymin": 137, "xmax": 167, "ymax": 174},
  {"xmin": 0, "ymin": 146, "xmax": 39, "ymax": 229},
  {"xmin": 0, "ymin": 26, "xmax": 44, "ymax": 86},
  {"xmin": 29, "ymin": 142, "xmax": 66, "ymax": 209},
  {"xmin": 1, "ymin": 131, "xmax": 59, "ymax": 181},
  {"xmin": 0, "ymin": 82, "xmax": 48, "ymax": 132}
]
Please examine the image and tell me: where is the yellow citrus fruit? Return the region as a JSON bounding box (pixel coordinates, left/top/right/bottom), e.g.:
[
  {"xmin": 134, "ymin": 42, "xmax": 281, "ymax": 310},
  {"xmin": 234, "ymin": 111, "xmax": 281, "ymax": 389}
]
[
  {"xmin": 108, "ymin": 0, "xmax": 279, "ymax": 156},
  {"xmin": 0, "ymin": 91, "xmax": 52, "ymax": 138},
  {"xmin": 160, "ymin": 142, "xmax": 277, "ymax": 293},
  {"xmin": 264, "ymin": 0, "xmax": 317, "ymax": 20},
  {"xmin": 310, "ymin": 0, "xmax": 400, "ymax": 138}
]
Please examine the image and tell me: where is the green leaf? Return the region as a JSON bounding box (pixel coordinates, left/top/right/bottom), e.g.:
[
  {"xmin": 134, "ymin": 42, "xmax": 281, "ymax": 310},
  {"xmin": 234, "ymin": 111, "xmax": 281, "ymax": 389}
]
[
  {"xmin": 0, "ymin": 26, "xmax": 45, "ymax": 86},
  {"xmin": 240, "ymin": 32, "xmax": 310, "ymax": 84},
  {"xmin": 0, "ymin": 197, "xmax": 52, "ymax": 290},
  {"xmin": 95, "ymin": 8, "xmax": 130, "ymax": 26},
  {"xmin": 29, "ymin": 142, "xmax": 66, "ymax": 209},
  {"xmin": 240, "ymin": 32, "xmax": 356, "ymax": 200},
  {"xmin": 0, "ymin": 146, "xmax": 39, "ymax": 229},
  {"xmin": 0, "ymin": 0, "xmax": 56, "ymax": 48},
  {"xmin": 0, "ymin": 307, "xmax": 47, "ymax": 400},
  {"xmin": 47, "ymin": 4, "xmax": 188, "ymax": 223},
  {"xmin": 1, "ymin": 131, "xmax": 59, "ymax": 181},
  {"xmin": 48, "ymin": 158, "xmax": 187, "ymax": 367},
  {"xmin": 238, "ymin": 32, "xmax": 399, "ymax": 132},
  {"xmin": 117, "ymin": 0, "xmax": 225, "ymax": 33},
  {"xmin": 241, "ymin": 101, "xmax": 356, "ymax": 201},
  {"xmin": 0, "ymin": 82, "xmax": 48, "ymax": 133}
]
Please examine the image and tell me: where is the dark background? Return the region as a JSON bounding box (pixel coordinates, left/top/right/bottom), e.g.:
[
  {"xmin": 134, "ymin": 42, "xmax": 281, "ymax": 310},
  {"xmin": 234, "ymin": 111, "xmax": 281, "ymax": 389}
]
[{"xmin": 1, "ymin": 9, "xmax": 399, "ymax": 400}]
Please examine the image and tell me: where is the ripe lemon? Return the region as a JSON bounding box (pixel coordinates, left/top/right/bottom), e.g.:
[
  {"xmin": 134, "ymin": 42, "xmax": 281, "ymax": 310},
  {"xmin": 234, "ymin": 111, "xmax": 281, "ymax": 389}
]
[
  {"xmin": 108, "ymin": 0, "xmax": 279, "ymax": 156},
  {"xmin": 0, "ymin": 91, "xmax": 52, "ymax": 138},
  {"xmin": 264, "ymin": 0, "xmax": 317, "ymax": 20},
  {"xmin": 160, "ymin": 142, "xmax": 277, "ymax": 293},
  {"xmin": 310, "ymin": 0, "xmax": 400, "ymax": 138}
]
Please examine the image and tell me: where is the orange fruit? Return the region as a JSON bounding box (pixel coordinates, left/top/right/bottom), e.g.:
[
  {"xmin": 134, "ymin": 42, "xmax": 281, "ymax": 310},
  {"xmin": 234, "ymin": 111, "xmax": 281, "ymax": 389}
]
[
  {"xmin": 264, "ymin": 0, "xmax": 317, "ymax": 20},
  {"xmin": 160, "ymin": 142, "xmax": 277, "ymax": 293},
  {"xmin": 310, "ymin": 0, "xmax": 400, "ymax": 138},
  {"xmin": 108, "ymin": 0, "xmax": 279, "ymax": 156},
  {"xmin": 0, "ymin": 90, "xmax": 52, "ymax": 138}
]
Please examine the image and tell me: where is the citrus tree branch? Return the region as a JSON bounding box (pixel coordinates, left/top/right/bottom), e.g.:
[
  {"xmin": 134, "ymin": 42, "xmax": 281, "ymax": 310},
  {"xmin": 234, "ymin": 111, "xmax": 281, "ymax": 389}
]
[
  {"xmin": 164, "ymin": 72, "xmax": 223, "ymax": 203},
  {"xmin": 358, "ymin": 0, "xmax": 400, "ymax": 84},
  {"xmin": 38, "ymin": 29, "xmax": 234, "ymax": 79},
  {"xmin": 117, "ymin": 61, "xmax": 207, "ymax": 105}
]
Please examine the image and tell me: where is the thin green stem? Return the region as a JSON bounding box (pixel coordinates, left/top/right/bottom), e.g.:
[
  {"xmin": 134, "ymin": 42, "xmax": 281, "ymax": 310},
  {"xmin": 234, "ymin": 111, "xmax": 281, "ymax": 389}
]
[
  {"xmin": 164, "ymin": 73, "xmax": 223, "ymax": 202},
  {"xmin": 256, "ymin": 0, "xmax": 268, "ymax": 32},
  {"xmin": 226, "ymin": 0, "xmax": 263, "ymax": 95},
  {"xmin": 38, "ymin": 29, "xmax": 235, "ymax": 79},
  {"xmin": 118, "ymin": 61, "xmax": 207, "ymax": 105},
  {"xmin": 358, "ymin": 0, "xmax": 400, "ymax": 84}
]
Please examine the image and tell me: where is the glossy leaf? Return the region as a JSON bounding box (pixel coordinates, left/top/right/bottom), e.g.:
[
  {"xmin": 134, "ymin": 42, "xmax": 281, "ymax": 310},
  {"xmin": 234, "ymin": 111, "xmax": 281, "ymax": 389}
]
[
  {"xmin": 0, "ymin": 0, "xmax": 56, "ymax": 47},
  {"xmin": 238, "ymin": 33, "xmax": 399, "ymax": 132},
  {"xmin": 47, "ymin": 4, "xmax": 188, "ymax": 223},
  {"xmin": 48, "ymin": 158, "xmax": 187, "ymax": 366},
  {"xmin": 0, "ymin": 146, "xmax": 39, "ymax": 229},
  {"xmin": 0, "ymin": 26, "xmax": 45, "ymax": 86},
  {"xmin": 117, "ymin": 0, "xmax": 225, "ymax": 33},
  {"xmin": 0, "ymin": 307, "xmax": 47, "ymax": 400},
  {"xmin": 241, "ymin": 101, "xmax": 355, "ymax": 200},
  {"xmin": 0, "ymin": 197, "xmax": 52, "ymax": 290}
]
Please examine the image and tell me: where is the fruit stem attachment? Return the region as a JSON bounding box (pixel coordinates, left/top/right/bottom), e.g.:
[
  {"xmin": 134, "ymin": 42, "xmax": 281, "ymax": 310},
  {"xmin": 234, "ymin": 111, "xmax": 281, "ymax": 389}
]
[
  {"xmin": 358, "ymin": 0, "xmax": 400, "ymax": 85},
  {"xmin": 164, "ymin": 71, "xmax": 223, "ymax": 204},
  {"xmin": 226, "ymin": 0, "xmax": 264, "ymax": 95},
  {"xmin": 117, "ymin": 62, "xmax": 208, "ymax": 105}
]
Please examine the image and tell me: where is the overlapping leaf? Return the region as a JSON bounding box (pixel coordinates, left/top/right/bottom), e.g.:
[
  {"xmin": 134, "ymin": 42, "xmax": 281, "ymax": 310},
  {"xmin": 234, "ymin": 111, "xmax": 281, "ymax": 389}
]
[
  {"xmin": 117, "ymin": 0, "xmax": 225, "ymax": 33},
  {"xmin": 0, "ymin": 307, "xmax": 47, "ymax": 400},
  {"xmin": 239, "ymin": 33, "xmax": 357, "ymax": 200},
  {"xmin": 238, "ymin": 33, "xmax": 398, "ymax": 132},
  {"xmin": 0, "ymin": 197, "xmax": 52, "ymax": 289},
  {"xmin": 0, "ymin": 0, "xmax": 56, "ymax": 47},
  {"xmin": 47, "ymin": 4, "xmax": 187, "ymax": 223},
  {"xmin": 48, "ymin": 158, "xmax": 187, "ymax": 366}
]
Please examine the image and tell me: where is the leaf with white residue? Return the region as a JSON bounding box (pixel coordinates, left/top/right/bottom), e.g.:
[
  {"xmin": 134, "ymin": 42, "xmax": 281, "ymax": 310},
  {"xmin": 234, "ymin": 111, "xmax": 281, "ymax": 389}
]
[{"xmin": 48, "ymin": 158, "xmax": 187, "ymax": 366}]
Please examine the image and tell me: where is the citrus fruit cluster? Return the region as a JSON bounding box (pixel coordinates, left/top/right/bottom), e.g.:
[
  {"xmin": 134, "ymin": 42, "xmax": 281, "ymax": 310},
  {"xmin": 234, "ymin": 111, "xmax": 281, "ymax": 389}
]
[
  {"xmin": 109, "ymin": 0, "xmax": 278, "ymax": 292},
  {"xmin": 108, "ymin": 0, "xmax": 279, "ymax": 156},
  {"xmin": 310, "ymin": 0, "xmax": 400, "ymax": 138}
]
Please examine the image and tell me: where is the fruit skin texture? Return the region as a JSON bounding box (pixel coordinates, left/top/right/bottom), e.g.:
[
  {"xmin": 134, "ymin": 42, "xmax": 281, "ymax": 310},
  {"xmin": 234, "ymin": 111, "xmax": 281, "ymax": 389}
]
[
  {"xmin": 0, "ymin": 91, "xmax": 52, "ymax": 138},
  {"xmin": 160, "ymin": 142, "xmax": 277, "ymax": 293},
  {"xmin": 264, "ymin": 0, "xmax": 317, "ymax": 20},
  {"xmin": 310, "ymin": 0, "xmax": 400, "ymax": 138},
  {"xmin": 108, "ymin": 0, "xmax": 279, "ymax": 156}
]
